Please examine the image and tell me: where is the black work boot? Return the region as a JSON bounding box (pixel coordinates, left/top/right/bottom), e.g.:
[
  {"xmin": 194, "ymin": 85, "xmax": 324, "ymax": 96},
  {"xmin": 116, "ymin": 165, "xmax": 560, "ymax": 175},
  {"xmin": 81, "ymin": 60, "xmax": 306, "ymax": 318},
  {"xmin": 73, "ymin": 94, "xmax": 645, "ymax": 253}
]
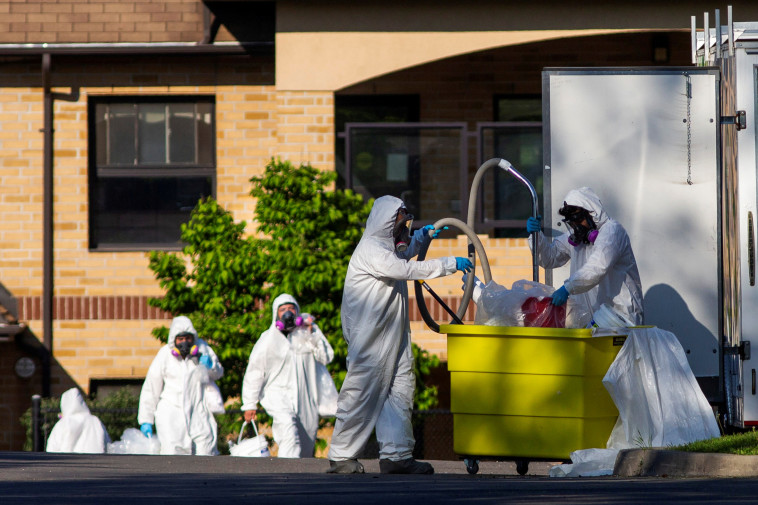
[
  {"xmin": 326, "ymin": 459, "xmax": 365, "ymax": 474},
  {"xmin": 379, "ymin": 458, "xmax": 434, "ymax": 474}
]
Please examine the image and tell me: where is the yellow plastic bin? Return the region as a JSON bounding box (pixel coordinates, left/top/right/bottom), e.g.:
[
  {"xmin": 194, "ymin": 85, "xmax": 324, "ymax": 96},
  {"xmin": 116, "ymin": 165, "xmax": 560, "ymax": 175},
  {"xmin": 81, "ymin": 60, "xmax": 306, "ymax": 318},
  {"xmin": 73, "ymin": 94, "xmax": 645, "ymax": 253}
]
[{"xmin": 442, "ymin": 324, "xmax": 626, "ymax": 469}]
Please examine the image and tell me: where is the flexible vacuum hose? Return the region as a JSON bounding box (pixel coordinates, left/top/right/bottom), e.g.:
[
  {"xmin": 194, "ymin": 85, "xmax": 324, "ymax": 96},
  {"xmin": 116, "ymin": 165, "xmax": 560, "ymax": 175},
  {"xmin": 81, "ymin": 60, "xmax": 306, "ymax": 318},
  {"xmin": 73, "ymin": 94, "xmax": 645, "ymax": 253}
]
[{"xmin": 415, "ymin": 158, "xmax": 540, "ymax": 332}]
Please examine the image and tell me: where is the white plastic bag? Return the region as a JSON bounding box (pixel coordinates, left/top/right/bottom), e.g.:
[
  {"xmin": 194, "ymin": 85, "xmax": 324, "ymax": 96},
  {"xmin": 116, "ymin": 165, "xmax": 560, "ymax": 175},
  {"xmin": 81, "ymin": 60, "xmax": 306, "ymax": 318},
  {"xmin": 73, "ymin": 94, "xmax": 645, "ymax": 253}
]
[
  {"xmin": 204, "ymin": 382, "xmax": 225, "ymax": 415},
  {"xmin": 549, "ymin": 448, "xmax": 619, "ymax": 477},
  {"xmin": 316, "ymin": 363, "xmax": 338, "ymax": 417},
  {"xmin": 229, "ymin": 421, "xmax": 270, "ymax": 458},
  {"xmin": 602, "ymin": 327, "xmax": 720, "ymax": 449},
  {"xmin": 107, "ymin": 427, "xmax": 161, "ymax": 455}
]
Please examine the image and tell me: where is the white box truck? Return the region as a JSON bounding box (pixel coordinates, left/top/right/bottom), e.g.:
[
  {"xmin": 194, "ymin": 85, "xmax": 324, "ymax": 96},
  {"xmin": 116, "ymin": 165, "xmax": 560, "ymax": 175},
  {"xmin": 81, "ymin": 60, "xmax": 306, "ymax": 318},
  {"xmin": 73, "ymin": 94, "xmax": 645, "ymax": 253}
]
[{"xmin": 542, "ymin": 10, "xmax": 757, "ymax": 427}]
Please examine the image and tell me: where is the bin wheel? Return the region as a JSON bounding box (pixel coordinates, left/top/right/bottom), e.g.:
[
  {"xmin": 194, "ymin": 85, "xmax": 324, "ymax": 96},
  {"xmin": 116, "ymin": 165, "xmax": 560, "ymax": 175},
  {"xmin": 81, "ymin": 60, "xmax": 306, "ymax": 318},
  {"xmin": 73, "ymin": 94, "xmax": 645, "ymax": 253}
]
[
  {"xmin": 464, "ymin": 458, "xmax": 479, "ymax": 475},
  {"xmin": 515, "ymin": 459, "xmax": 529, "ymax": 476}
]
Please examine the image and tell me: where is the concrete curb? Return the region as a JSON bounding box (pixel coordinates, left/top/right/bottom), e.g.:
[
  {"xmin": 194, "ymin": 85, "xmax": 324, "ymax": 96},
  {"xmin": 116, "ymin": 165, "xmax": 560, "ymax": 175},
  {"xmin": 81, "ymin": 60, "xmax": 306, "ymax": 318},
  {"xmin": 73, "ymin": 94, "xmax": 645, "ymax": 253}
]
[{"xmin": 614, "ymin": 449, "xmax": 758, "ymax": 477}]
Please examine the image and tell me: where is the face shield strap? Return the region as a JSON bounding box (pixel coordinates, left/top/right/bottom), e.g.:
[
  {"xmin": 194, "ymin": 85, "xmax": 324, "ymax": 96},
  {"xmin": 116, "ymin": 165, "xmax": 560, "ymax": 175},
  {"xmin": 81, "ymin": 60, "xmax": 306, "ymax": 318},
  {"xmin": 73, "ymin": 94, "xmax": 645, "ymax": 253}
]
[
  {"xmin": 393, "ymin": 208, "xmax": 414, "ymax": 252},
  {"xmin": 559, "ymin": 202, "xmax": 598, "ymax": 246}
]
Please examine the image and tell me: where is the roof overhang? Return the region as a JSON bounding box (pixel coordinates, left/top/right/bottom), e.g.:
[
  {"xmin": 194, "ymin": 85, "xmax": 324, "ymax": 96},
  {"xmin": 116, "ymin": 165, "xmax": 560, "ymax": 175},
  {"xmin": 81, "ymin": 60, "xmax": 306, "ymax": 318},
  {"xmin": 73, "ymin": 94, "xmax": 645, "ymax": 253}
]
[{"xmin": 0, "ymin": 41, "xmax": 273, "ymax": 57}]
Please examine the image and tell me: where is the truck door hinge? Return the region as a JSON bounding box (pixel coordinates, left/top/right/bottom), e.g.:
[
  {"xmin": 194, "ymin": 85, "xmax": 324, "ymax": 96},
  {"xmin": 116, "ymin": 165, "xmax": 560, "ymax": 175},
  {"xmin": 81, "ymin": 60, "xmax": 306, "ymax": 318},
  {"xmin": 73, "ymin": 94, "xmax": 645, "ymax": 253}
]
[
  {"xmin": 721, "ymin": 110, "xmax": 747, "ymax": 130},
  {"xmin": 724, "ymin": 341, "xmax": 750, "ymax": 360}
]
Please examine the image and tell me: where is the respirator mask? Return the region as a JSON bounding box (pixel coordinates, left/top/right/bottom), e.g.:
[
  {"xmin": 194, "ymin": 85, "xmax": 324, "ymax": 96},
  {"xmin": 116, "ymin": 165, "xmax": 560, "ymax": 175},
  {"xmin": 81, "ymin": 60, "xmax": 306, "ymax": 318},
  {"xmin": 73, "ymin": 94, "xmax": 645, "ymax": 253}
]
[
  {"xmin": 172, "ymin": 332, "xmax": 199, "ymax": 359},
  {"xmin": 393, "ymin": 207, "xmax": 414, "ymax": 253},
  {"xmin": 276, "ymin": 310, "xmax": 303, "ymax": 333},
  {"xmin": 558, "ymin": 202, "xmax": 598, "ymax": 247}
]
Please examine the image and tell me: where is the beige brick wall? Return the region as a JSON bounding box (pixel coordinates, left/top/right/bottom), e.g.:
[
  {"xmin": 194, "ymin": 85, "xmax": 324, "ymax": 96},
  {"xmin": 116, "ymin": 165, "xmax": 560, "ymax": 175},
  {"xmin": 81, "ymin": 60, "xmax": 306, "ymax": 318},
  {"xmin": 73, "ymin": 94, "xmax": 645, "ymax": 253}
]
[
  {"xmin": 0, "ymin": 0, "xmax": 231, "ymax": 44},
  {"xmin": 275, "ymin": 91, "xmax": 335, "ymax": 172},
  {"xmin": 0, "ymin": 55, "xmax": 300, "ymax": 395}
]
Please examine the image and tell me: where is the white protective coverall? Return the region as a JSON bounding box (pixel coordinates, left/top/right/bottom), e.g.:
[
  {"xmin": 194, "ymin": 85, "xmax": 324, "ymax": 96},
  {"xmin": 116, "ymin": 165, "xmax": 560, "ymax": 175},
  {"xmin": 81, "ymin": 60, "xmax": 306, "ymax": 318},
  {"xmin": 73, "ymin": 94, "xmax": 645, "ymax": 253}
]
[
  {"xmin": 328, "ymin": 195, "xmax": 458, "ymax": 462},
  {"xmin": 46, "ymin": 388, "xmax": 111, "ymax": 453},
  {"xmin": 531, "ymin": 187, "xmax": 644, "ymax": 325},
  {"xmin": 241, "ymin": 294, "xmax": 335, "ymax": 458},
  {"xmin": 138, "ymin": 316, "xmax": 224, "ymax": 455}
]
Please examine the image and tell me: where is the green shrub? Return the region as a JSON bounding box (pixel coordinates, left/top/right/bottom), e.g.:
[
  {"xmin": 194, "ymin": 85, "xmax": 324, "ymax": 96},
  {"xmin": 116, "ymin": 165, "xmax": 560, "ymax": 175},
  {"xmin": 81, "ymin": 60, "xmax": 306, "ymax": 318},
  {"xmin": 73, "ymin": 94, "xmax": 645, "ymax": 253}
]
[{"xmin": 147, "ymin": 158, "xmax": 441, "ymax": 436}]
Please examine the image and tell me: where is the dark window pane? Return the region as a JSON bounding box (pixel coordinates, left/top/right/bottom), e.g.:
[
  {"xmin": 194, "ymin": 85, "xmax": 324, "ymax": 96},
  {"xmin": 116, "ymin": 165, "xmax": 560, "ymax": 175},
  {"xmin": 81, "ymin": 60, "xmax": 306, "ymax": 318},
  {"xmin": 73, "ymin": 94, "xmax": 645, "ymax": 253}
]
[
  {"xmin": 196, "ymin": 102, "xmax": 214, "ymax": 165},
  {"xmin": 109, "ymin": 104, "xmax": 136, "ymax": 165},
  {"xmin": 93, "ymin": 176, "xmax": 212, "ymax": 246},
  {"xmin": 95, "ymin": 104, "xmax": 108, "ymax": 166},
  {"xmin": 138, "ymin": 104, "xmax": 166, "ymax": 163},
  {"xmin": 90, "ymin": 97, "xmax": 216, "ymax": 249},
  {"xmin": 497, "ymin": 97, "xmax": 542, "ymax": 122},
  {"xmin": 169, "ymin": 103, "xmax": 196, "ymax": 163},
  {"xmin": 348, "ymin": 126, "xmax": 462, "ymax": 222},
  {"xmin": 335, "ymin": 95, "xmax": 419, "ymax": 189},
  {"xmin": 491, "ymin": 96, "xmax": 543, "ymax": 237},
  {"xmin": 494, "ymin": 129, "xmax": 543, "ymax": 219}
]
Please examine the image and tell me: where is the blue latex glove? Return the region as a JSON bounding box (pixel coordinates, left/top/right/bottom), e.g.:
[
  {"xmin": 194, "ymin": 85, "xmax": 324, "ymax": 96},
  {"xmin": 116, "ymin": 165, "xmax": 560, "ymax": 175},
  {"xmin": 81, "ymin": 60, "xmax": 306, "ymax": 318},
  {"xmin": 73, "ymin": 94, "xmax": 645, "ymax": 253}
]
[
  {"xmin": 199, "ymin": 354, "xmax": 213, "ymax": 369},
  {"xmin": 551, "ymin": 285, "xmax": 569, "ymax": 306},
  {"xmin": 140, "ymin": 423, "xmax": 153, "ymax": 438},
  {"xmin": 422, "ymin": 224, "xmax": 448, "ymax": 239},
  {"xmin": 455, "ymin": 257, "xmax": 473, "ymax": 273},
  {"xmin": 526, "ymin": 216, "xmax": 542, "ymax": 234}
]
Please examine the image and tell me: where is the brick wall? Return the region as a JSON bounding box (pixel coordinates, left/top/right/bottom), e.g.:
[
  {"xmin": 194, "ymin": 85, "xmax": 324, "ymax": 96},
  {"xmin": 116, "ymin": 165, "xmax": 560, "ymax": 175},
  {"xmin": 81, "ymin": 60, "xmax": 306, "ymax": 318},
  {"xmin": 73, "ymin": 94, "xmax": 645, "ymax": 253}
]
[
  {"xmin": 0, "ymin": 0, "xmax": 235, "ymax": 44},
  {"xmin": 0, "ymin": 339, "xmax": 44, "ymax": 451},
  {"xmin": 0, "ymin": 53, "xmax": 286, "ymax": 399},
  {"xmin": 275, "ymin": 91, "xmax": 335, "ymax": 171}
]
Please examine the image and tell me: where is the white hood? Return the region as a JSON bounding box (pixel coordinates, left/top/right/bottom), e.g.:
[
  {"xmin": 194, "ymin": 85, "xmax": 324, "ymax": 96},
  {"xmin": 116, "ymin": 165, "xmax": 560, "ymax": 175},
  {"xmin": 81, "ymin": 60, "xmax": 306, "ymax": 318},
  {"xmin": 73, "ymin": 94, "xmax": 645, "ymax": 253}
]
[
  {"xmin": 271, "ymin": 293, "xmax": 300, "ymax": 328},
  {"xmin": 563, "ymin": 187, "xmax": 609, "ymax": 228},
  {"xmin": 167, "ymin": 315, "xmax": 198, "ymax": 348},
  {"xmin": 364, "ymin": 195, "xmax": 404, "ymax": 251},
  {"xmin": 60, "ymin": 388, "xmax": 90, "ymax": 417}
]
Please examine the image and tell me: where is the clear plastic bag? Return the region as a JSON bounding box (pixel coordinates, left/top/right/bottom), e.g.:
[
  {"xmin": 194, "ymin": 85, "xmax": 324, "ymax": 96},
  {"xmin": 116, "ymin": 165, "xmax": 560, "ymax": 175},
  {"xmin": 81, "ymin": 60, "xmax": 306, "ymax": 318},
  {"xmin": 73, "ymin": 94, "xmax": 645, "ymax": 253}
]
[
  {"xmin": 474, "ymin": 279, "xmax": 560, "ymax": 327},
  {"xmin": 107, "ymin": 427, "xmax": 161, "ymax": 455}
]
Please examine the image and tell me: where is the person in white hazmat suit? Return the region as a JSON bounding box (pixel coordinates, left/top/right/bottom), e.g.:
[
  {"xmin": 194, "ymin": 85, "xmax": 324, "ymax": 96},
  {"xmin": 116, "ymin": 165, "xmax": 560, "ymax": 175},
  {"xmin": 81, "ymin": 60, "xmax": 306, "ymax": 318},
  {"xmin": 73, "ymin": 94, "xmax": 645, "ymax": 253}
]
[
  {"xmin": 241, "ymin": 294, "xmax": 335, "ymax": 458},
  {"xmin": 46, "ymin": 388, "xmax": 111, "ymax": 453},
  {"xmin": 138, "ymin": 315, "xmax": 224, "ymax": 455},
  {"xmin": 526, "ymin": 187, "xmax": 643, "ymax": 325},
  {"xmin": 327, "ymin": 195, "xmax": 473, "ymax": 474}
]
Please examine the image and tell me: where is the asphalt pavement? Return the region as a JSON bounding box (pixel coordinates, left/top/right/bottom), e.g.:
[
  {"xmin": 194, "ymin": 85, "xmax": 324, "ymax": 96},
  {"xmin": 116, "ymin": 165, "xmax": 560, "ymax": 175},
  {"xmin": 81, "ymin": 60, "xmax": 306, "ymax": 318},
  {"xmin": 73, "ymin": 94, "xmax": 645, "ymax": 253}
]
[{"xmin": 3, "ymin": 451, "xmax": 758, "ymax": 505}]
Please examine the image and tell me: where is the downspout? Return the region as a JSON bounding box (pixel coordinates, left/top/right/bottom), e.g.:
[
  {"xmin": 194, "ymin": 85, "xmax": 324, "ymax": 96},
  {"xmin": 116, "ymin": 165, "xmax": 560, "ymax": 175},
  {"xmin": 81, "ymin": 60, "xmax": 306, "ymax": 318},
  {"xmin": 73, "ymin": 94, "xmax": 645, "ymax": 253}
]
[{"xmin": 41, "ymin": 53, "xmax": 78, "ymax": 398}]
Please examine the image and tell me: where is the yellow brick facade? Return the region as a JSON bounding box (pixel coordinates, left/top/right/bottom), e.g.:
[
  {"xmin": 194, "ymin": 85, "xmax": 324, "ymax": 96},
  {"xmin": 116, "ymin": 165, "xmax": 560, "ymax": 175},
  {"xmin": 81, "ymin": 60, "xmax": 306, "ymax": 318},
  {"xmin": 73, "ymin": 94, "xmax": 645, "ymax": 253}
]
[
  {"xmin": 1, "ymin": 30, "xmax": 672, "ymax": 403},
  {"xmin": 0, "ymin": 57, "xmax": 345, "ymax": 396}
]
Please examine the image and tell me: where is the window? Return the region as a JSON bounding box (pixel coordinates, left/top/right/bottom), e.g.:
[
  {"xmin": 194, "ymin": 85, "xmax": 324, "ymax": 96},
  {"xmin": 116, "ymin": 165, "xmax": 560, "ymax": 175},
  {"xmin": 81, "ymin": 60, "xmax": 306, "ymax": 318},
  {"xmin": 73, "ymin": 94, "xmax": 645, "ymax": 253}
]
[
  {"xmin": 88, "ymin": 97, "xmax": 215, "ymax": 250},
  {"xmin": 485, "ymin": 95, "xmax": 543, "ymax": 238},
  {"xmin": 335, "ymin": 95, "xmax": 420, "ymax": 190}
]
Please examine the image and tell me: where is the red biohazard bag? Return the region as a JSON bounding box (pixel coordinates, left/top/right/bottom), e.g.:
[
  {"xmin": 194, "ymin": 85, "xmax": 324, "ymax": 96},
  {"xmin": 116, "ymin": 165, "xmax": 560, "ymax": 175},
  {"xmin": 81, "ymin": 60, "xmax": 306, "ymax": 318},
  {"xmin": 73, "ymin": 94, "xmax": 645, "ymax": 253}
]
[{"xmin": 521, "ymin": 297, "xmax": 566, "ymax": 328}]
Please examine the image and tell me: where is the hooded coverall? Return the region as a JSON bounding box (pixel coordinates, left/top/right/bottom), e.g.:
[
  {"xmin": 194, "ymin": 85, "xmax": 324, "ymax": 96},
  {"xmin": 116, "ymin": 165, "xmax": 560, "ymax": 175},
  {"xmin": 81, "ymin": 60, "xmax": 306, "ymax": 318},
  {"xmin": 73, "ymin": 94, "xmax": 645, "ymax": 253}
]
[
  {"xmin": 241, "ymin": 294, "xmax": 335, "ymax": 458},
  {"xmin": 531, "ymin": 186, "xmax": 644, "ymax": 325},
  {"xmin": 328, "ymin": 195, "xmax": 458, "ymax": 462},
  {"xmin": 138, "ymin": 316, "xmax": 224, "ymax": 455},
  {"xmin": 46, "ymin": 388, "xmax": 110, "ymax": 453}
]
